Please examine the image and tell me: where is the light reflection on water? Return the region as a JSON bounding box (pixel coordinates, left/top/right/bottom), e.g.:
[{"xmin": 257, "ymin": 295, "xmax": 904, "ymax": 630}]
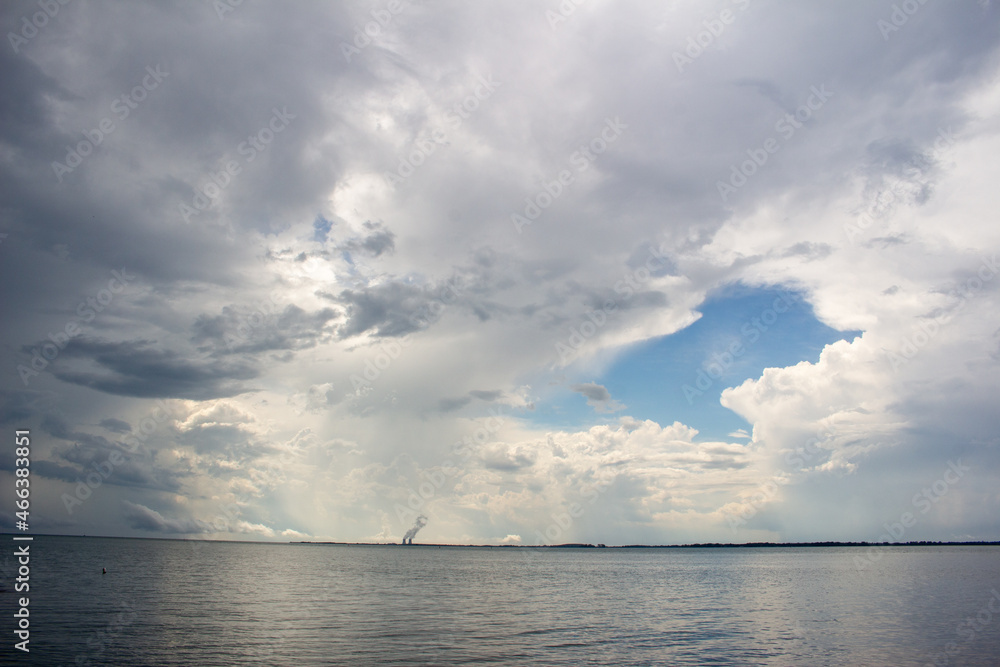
[{"xmin": 8, "ymin": 537, "xmax": 1000, "ymax": 665}]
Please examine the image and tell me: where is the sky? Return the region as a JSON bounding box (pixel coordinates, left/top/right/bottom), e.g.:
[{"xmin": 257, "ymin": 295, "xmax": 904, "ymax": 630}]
[{"xmin": 1, "ymin": 0, "xmax": 999, "ymax": 546}]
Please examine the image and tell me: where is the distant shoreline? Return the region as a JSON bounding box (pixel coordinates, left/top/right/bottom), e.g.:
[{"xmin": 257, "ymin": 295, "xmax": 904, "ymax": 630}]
[
  {"xmin": 290, "ymin": 540, "xmax": 1000, "ymax": 549},
  {"xmin": 4, "ymin": 534, "xmax": 998, "ymax": 548}
]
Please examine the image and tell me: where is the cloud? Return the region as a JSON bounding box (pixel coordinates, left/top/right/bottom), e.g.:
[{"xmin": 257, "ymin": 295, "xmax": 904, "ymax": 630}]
[
  {"xmin": 122, "ymin": 501, "xmax": 210, "ymax": 534},
  {"xmin": 437, "ymin": 389, "xmax": 507, "ymax": 413},
  {"xmin": 480, "ymin": 443, "xmax": 536, "ymax": 472},
  {"xmin": 342, "ymin": 221, "xmax": 396, "ymax": 258},
  {"xmin": 469, "ymin": 390, "xmax": 503, "ymax": 401},
  {"xmin": 438, "ymin": 396, "xmax": 471, "ymax": 412},
  {"xmin": 333, "ymin": 283, "xmax": 441, "ymax": 339},
  {"xmin": 570, "ymin": 382, "xmax": 625, "ymax": 413},
  {"xmin": 191, "ymin": 304, "xmax": 340, "ymax": 357},
  {"xmin": 99, "ymin": 418, "xmax": 132, "ymax": 434},
  {"xmin": 288, "ymin": 383, "xmax": 343, "ymax": 414},
  {"xmin": 7, "ymin": 410, "xmax": 186, "ymax": 493},
  {"xmin": 0, "ymin": 390, "xmax": 52, "ymax": 425},
  {"xmin": 281, "ymin": 528, "xmax": 310, "ymax": 538},
  {"xmin": 235, "ymin": 521, "xmax": 275, "ymax": 537},
  {"xmin": 48, "ymin": 338, "xmax": 258, "ymax": 399}
]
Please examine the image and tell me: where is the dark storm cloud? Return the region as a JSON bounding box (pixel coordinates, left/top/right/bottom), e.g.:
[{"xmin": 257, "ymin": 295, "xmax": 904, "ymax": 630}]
[
  {"xmin": 40, "ymin": 413, "xmax": 73, "ymax": 439},
  {"xmin": 0, "ymin": 44, "xmax": 73, "ymax": 158},
  {"xmin": 122, "ymin": 501, "xmax": 209, "ymax": 534},
  {"xmin": 0, "ymin": 0, "xmax": 364, "ymax": 304},
  {"xmin": 191, "ymin": 304, "xmax": 340, "ymax": 356},
  {"xmin": 0, "ymin": 411, "xmax": 183, "ymax": 492},
  {"xmin": 24, "ymin": 459, "xmax": 85, "ymax": 484},
  {"xmin": 0, "ymin": 390, "xmax": 54, "ymax": 425},
  {"xmin": 46, "ymin": 338, "xmax": 258, "ymax": 399},
  {"xmin": 58, "ymin": 439, "xmax": 183, "ymax": 492}
]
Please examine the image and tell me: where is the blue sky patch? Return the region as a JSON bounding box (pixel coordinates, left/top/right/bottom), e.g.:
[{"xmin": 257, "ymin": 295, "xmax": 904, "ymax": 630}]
[{"xmin": 527, "ymin": 284, "xmax": 861, "ymax": 441}]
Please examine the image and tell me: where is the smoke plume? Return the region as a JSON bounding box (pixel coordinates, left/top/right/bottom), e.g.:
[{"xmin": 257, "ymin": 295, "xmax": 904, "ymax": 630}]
[{"xmin": 401, "ymin": 515, "xmax": 427, "ymax": 544}]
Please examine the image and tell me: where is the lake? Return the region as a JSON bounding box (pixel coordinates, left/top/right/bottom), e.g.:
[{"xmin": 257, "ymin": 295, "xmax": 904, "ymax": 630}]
[{"xmin": 3, "ymin": 536, "xmax": 998, "ymax": 665}]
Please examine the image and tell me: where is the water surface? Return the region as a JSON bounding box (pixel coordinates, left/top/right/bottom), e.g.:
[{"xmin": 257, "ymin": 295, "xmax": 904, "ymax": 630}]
[{"xmin": 3, "ymin": 537, "xmax": 998, "ymax": 665}]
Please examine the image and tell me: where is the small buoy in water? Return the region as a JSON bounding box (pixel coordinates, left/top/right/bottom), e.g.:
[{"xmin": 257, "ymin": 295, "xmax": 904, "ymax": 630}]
[{"xmin": 102, "ymin": 568, "xmax": 106, "ymax": 575}]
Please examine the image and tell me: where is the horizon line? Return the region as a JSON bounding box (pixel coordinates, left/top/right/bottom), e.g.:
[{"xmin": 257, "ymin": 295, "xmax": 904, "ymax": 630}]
[{"xmin": 4, "ymin": 534, "xmax": 999, "ymax": 548}]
